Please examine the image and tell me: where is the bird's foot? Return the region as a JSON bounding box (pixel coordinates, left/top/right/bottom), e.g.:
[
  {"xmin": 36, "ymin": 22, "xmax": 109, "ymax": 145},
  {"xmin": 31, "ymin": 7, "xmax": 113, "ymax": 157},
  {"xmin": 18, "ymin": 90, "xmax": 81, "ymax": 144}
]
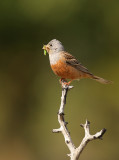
[
  {"xmin": 59, "ymin": 79, "xmax": 72, "ymax": 86},
  {"xmin": 59, "ymin": 78, "xmax": 67, "ymax": 88},
  {"xmin": 62, "ymin": 81, "xmax": 72, "ymax": 86},
  {"xmin": 59, "ymin": 78, "xmax": 67, "ymax": 84},
  {"xmin": 65, "ymin": 80, "xmax": 72, "ymax": 86}
]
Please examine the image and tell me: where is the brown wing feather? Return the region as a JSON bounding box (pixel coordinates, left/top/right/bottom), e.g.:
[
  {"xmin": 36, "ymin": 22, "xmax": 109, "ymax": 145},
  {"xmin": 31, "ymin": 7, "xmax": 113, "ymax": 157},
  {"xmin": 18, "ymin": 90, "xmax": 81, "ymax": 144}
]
[{"xmin": 61, "ymin": 51, "xmax": 93, "ymax": 76}]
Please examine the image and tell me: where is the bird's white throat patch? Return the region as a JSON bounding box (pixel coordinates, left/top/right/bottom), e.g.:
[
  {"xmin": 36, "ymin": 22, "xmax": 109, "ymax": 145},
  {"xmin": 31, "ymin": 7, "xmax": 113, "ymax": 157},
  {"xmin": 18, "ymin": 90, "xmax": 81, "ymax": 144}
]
[{"xmin": 49, "ymin": 53, "xmax": 61, "ymax": 65}]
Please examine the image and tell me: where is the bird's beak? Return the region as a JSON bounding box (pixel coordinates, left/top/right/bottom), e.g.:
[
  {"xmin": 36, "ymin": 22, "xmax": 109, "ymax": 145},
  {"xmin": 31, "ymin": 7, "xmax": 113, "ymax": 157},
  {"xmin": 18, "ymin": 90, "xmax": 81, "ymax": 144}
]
[
  {"xmin": 42, "ymin": 45, "xmax": 46, "ymax": 50},
  {"xmin": 42, "ymin": 44, "xmax": 50, "ymax": 50},
  {"xmin": 42, "ymin": 44, "xmax": 50, "ymax": 55}
]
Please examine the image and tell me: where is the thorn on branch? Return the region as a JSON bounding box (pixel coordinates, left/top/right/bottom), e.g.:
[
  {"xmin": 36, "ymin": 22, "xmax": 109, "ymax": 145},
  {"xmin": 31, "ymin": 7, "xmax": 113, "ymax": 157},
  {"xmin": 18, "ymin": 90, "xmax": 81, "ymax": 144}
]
[
  {"xmin": 80, "ymin": 120, "xmax": 90, "ymax": 128},
  {"xmin": 66, "ymin": 140, "xmax": 70, "ymax": 144},
  {"xmin": 52, "ymin": 128, "xmax": 62, "ymax": 133},
  {"xmin": 86, "ymin": 119, "xmax": 90, "ymax": 125},
  {"xmin": 67, "ymin": 153, "xmax": 71, "ymax": 157},
  {"xmin": 65, "ymin": 122, "xmax": 68, "ymax": 126},
  {"xmin": 58, "ymin": 112, "xmax": 65, "ymax": 116},
  {"xmin": 98, "ymin": 128, "xmax": 107, "ymax": 139},
  {"xmin": 80, "ymin": 124, "xmax": 84, "ymax": 128}
]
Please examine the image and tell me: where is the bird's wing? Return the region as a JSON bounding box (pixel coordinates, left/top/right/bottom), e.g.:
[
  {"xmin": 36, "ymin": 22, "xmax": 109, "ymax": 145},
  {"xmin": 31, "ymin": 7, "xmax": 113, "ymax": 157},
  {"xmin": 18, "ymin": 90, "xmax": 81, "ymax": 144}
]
[{"xmin": 62, "ymin": 51, "xmax": 93, "ymax": 75}]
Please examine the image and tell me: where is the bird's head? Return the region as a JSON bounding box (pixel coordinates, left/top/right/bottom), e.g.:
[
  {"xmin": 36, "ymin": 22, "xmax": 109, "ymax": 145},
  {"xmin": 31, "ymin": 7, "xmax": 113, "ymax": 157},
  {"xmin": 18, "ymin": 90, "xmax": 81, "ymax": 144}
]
[{"xmin": 43, "ymin": 39, "xmax": 64, "ymax": 55}]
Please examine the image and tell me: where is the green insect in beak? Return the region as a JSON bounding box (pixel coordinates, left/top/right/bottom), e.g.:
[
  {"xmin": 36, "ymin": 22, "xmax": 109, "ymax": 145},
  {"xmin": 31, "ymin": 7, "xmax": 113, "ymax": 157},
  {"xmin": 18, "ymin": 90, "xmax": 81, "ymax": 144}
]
[
  {"xmin": 42, "ymin": 45, "xmax": 47, "ymax": 55},
  {"xmin": 44, "ymin": 49, "xmax": 47, "ymax": 56}
]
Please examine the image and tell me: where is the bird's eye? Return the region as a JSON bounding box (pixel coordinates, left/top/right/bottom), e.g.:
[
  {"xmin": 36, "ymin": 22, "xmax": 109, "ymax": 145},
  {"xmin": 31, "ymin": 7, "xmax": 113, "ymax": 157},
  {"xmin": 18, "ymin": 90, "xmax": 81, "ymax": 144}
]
[{"xmin": 49, "ymin": 44, "xmax": 52, "ymax": 47}]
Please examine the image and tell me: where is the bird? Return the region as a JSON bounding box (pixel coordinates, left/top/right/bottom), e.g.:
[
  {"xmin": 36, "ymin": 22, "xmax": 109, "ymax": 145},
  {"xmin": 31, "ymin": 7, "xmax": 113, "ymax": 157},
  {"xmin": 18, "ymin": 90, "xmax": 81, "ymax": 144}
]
[{"xmin": 42, "ymin": 39, "xmax": 111, "ymax": 85}]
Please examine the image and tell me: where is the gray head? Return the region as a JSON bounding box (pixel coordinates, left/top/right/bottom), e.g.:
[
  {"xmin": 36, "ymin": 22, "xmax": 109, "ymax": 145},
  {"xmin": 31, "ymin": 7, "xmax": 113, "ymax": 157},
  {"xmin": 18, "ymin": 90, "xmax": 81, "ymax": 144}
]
[{"xmin": 44, "ymin": 39, "xmax": 65, "ymax": 54}]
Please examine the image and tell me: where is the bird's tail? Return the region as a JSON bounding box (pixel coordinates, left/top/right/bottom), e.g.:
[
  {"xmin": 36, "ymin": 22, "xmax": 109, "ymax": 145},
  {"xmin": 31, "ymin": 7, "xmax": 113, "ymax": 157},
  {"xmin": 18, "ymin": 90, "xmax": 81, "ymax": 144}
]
[{"xmin": 91, "ymin": 75, "xmax": 112, "ymax": 84}]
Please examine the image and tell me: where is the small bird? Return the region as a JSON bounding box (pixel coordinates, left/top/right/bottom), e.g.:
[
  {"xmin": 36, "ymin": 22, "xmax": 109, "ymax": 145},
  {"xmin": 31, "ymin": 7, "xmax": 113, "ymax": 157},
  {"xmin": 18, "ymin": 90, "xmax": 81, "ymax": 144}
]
[{"xmin": 43, "ymin": 39, "xmax": 111, "ymax": 85}]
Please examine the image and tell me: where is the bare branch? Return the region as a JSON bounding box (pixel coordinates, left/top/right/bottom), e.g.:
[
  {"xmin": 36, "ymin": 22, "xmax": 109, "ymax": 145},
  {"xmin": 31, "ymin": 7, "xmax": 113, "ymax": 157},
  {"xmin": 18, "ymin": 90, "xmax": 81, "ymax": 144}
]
[
  {"xmin": 72, "ymin": 120, "xmax": 106, "ymax": 160},
  {"xmin": 53, "ymin": 83, "xmax": 76, "ymax": 153},
  {"xmin": 53, "ymin": 81, "xmax": 106, "ymax": 160}
]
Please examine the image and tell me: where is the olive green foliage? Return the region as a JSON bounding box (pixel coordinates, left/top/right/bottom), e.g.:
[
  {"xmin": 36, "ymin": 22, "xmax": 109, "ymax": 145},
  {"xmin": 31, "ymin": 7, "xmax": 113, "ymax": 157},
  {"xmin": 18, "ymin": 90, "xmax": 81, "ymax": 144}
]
[{"xmin": 0, "ymin": 0, "xmax": 119, "ymax": 160}]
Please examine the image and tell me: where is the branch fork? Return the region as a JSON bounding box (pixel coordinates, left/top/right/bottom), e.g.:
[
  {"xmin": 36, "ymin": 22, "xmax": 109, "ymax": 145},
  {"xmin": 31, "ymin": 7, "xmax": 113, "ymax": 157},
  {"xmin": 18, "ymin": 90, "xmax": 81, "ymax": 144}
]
[{"xmin": 53, "ymin": 81, "xmax": 106, "ymax": 160}]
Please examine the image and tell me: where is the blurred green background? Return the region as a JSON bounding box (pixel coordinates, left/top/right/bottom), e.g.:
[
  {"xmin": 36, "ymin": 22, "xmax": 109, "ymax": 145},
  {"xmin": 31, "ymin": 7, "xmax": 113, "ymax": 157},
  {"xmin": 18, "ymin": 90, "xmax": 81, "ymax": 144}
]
[{"xmin": 0, "ymin": 0, "xmax": 119, "ymax": 160}]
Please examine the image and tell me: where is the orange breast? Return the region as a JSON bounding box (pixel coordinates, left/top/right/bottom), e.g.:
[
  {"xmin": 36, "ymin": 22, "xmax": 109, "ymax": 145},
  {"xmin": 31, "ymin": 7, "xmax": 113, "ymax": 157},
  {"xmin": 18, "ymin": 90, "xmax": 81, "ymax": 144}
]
[{"xmin": 51, "ymin": 60, "xmax": 82, "ymax": 80}]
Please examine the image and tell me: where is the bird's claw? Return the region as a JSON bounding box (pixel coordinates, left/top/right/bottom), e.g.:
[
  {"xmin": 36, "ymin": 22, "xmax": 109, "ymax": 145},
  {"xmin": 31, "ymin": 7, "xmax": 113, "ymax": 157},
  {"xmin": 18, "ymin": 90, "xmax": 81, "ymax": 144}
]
[{"xmin": 59, "ymin": 79, "xmax": 72, "ymax": 88}]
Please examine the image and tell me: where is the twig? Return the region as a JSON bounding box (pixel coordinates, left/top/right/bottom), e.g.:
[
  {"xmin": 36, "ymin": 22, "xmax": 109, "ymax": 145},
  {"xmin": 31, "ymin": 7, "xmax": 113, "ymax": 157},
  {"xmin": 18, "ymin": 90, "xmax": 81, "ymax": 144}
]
[{"xmin": 52, "ymin": 81, "xmax": 106, "ymax": 160}]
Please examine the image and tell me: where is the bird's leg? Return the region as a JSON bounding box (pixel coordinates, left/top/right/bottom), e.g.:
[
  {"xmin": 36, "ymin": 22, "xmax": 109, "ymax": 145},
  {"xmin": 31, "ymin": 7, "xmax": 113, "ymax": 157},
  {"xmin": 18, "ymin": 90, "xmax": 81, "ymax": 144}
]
[
  {"xmin": 59, "ymin": 79, "xmax": 73, "ymax": 87},
  {"xmin": 59, "ymin": 78, "xmax": 69, "ymax": 88},
  {"xmin": 67, "ymin": 80, "xmax": 73, "ymax": 85},
  {"xmin": 62, "ymin": 80, "xmax": 73, "ymax": 86},
  {"xmin": 59, "ymin": 78, "xmax": 63, "ymax": 84}
]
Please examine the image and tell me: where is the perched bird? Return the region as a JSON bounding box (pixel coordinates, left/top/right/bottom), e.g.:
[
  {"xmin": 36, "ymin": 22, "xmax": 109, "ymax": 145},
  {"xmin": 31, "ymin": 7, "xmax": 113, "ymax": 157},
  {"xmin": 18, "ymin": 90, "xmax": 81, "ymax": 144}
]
[{"xmin": 43, "ymin": 39, "xmax": 111, "ymax": 85}]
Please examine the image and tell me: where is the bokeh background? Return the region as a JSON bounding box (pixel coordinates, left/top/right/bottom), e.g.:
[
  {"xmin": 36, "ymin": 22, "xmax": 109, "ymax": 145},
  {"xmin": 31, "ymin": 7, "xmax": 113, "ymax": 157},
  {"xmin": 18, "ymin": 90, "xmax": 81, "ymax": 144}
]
[{"xmin": 0, "ymin": 0, "xmax": 119, "ymax": 160}]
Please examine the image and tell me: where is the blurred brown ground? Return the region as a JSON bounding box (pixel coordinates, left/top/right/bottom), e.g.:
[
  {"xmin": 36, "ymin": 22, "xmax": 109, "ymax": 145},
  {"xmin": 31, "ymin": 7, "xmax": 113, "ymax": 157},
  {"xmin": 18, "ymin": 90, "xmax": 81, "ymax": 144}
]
[{"xmin": 0, "ymin": 0, "xmax": 119, "ymax": 160}]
